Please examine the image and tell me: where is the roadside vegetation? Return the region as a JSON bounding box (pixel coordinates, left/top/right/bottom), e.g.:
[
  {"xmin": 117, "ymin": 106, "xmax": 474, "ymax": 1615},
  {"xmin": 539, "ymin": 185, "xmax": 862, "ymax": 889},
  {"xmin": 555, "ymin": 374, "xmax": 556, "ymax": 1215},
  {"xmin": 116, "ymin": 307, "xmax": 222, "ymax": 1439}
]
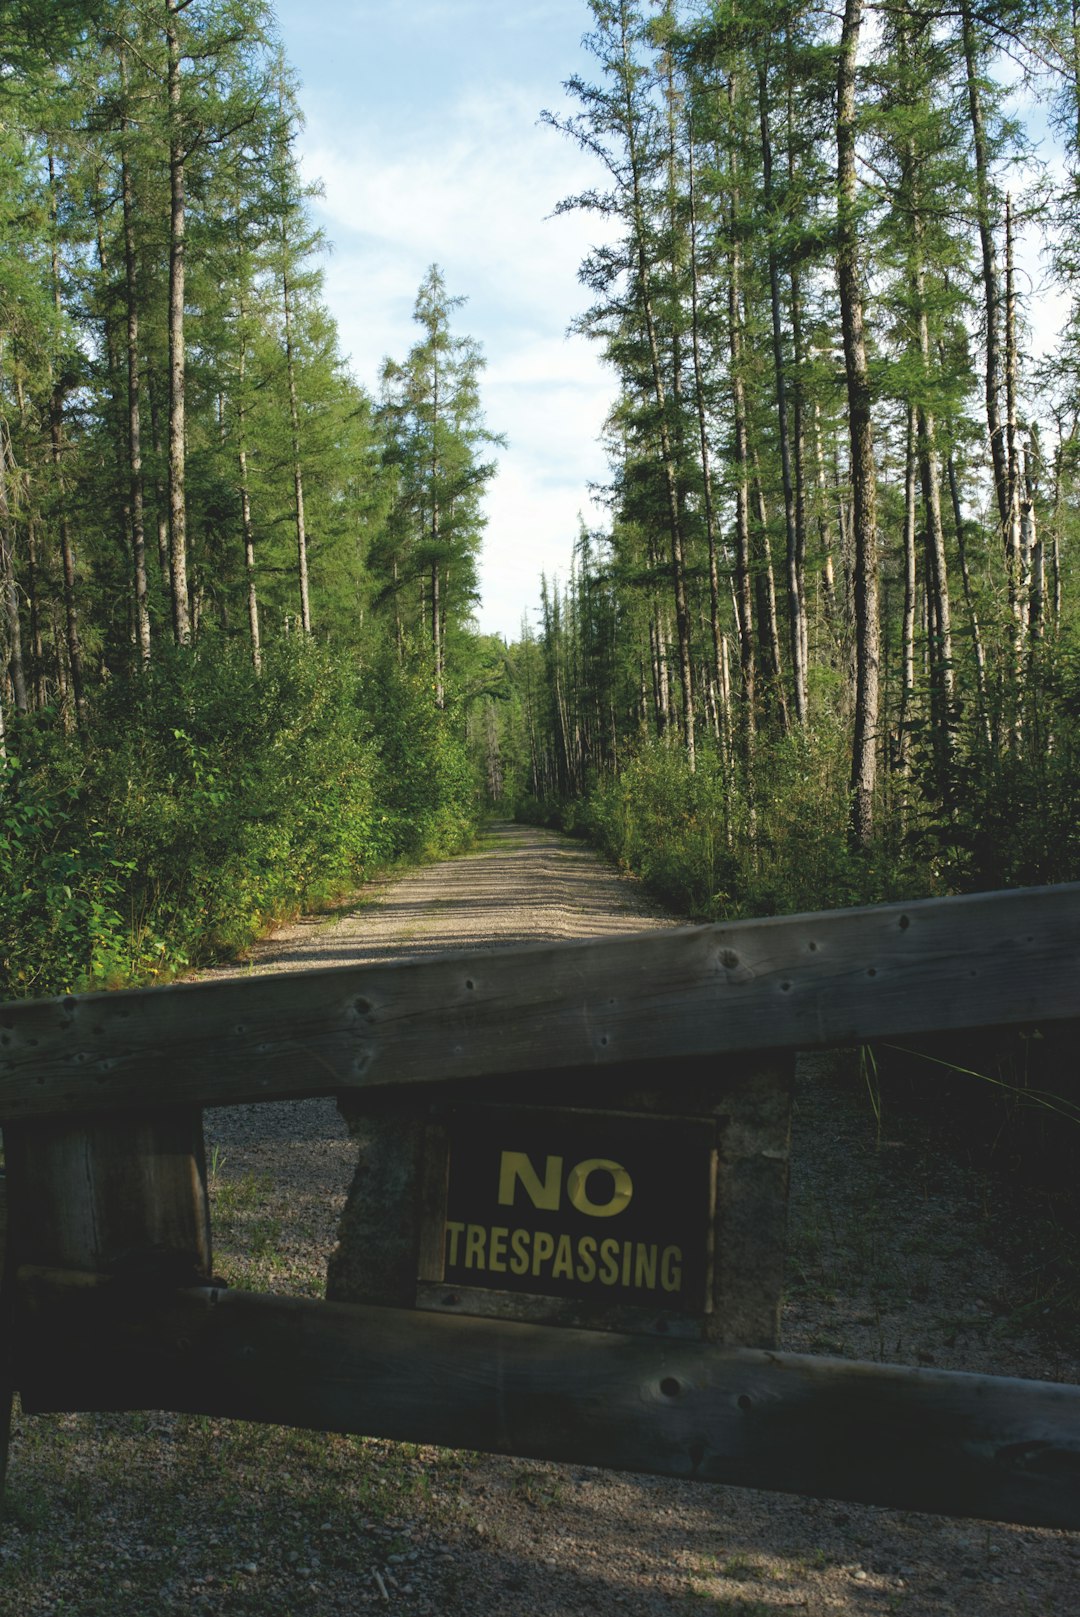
[{"xmin": 0, "ymin": 4, "xmax": 500, "ymax": 1000}]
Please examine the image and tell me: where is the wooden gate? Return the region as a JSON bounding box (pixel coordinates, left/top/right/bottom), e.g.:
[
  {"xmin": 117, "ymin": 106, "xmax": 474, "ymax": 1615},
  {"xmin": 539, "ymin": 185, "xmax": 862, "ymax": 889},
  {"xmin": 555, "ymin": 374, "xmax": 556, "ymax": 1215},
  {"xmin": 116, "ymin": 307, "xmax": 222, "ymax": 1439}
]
[{"xmin": 2, "ymin": 882, "xmax": 1079, "ymax": 1528}]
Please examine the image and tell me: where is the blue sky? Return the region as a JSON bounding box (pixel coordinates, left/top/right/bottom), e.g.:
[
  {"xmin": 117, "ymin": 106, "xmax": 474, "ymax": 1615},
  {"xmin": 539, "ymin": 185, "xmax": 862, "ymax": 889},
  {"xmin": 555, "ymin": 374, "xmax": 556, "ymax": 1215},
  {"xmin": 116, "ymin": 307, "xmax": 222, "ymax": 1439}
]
[{"xmin": 271, "ymin": 0, "xmax": 618, "ymax": 641}]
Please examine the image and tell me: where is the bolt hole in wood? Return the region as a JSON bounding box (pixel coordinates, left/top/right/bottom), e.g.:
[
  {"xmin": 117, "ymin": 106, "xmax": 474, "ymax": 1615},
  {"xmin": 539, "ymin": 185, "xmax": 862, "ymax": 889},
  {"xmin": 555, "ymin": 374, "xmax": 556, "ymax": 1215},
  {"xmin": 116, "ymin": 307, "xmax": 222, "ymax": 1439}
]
[
  {"xmin": 720, "ymin": 949, "xmax": 739, "ymax": 969},
  {"xmin": 867, "ymin": 967, "xmax": 877, "ymax": 977},
  {"xmin": 660, "ymin": 1377, "xmax": 681, "ymax": 1398},
  {"xmin": 898, "ymin": 914, "xmax": 910, "ymax": 930},
  {"xmin": 688, "ymin": 1442, "xmax": 706, "ymax": 1469},
  {"xmin": 738, "ymin": 1393, "xmax": 753, "ymax": 1412},
  {"xmin": 465, "ymin": 979, "xmax": 475, "ymax": 991}
]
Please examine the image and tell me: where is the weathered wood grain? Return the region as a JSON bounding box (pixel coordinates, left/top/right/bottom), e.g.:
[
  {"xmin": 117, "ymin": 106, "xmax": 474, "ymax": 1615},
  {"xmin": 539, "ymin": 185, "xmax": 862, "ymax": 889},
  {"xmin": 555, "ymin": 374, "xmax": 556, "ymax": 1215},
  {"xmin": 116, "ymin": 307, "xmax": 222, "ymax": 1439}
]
[
  {"xmin": 3, "ymin": 1114, "xmax": 212, "ymax": 1282},
  {"xmin": 15, "ymin": 1267, "xmax": 1080, "ymax": 1530},
  {"xmin": 0, "ymin": 1170, "xmax": 8, "ymax": 1500},
  {"xmin": 1, "ymin": 882, "xmax": 1077, "ymax": 1122}
]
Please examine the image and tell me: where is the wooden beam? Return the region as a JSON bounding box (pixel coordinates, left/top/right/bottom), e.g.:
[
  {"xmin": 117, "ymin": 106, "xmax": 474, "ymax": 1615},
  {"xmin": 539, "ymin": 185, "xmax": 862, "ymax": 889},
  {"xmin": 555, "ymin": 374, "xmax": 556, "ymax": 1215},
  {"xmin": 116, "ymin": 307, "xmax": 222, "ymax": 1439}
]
[
  {"xmin": 0, "ymin": 1174, "xmax": 8, "ymax": 1499},
  {"xmin": 15, "ymin": 1268, "xmax": 1080, "ymax": 1530},
  {"xmin": 1, "ymin": 883, "xmax": 1078, "ymax": 1122}
]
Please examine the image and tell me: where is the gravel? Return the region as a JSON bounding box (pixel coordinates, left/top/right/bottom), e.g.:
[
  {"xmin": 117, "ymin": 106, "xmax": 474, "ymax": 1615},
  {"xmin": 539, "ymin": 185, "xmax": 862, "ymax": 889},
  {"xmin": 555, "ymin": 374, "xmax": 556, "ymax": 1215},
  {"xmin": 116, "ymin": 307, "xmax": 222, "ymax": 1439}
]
[{"xmin": 2, "ymin": 822, "xmax": 1077, "ymax": 1615}]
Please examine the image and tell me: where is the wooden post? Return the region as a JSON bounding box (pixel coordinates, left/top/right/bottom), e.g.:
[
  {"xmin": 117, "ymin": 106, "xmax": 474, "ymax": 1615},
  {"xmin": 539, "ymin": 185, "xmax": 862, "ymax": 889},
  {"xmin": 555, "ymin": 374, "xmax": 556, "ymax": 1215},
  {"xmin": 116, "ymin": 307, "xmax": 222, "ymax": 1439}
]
[{"xmin": 3, "ymin": 1111, "xmax": 211, "ymax": 1414}]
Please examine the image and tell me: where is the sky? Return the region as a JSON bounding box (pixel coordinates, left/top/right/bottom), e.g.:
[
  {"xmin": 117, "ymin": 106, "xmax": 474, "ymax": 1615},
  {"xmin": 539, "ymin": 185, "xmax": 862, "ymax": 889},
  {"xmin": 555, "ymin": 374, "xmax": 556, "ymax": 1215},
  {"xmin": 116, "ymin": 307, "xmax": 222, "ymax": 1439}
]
[{"xmin": 271, "ymin": 0, "xmax": 618, "ymax": 642}]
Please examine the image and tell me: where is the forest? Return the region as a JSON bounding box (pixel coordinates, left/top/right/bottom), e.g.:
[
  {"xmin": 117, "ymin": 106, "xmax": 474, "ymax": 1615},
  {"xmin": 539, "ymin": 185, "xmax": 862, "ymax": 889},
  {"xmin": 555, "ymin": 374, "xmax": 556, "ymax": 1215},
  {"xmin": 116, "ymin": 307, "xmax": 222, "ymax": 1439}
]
[
  {"xmin": 0, "ymin": 0, "xmax": 500, "ymax": 997},
  {"xmin": 3, "ymin": 0, "xmax": 1080, "ymax": 998},
  {"xmin": 491, "ymin": 0, "xmax": 1080, "ymax": 923}
]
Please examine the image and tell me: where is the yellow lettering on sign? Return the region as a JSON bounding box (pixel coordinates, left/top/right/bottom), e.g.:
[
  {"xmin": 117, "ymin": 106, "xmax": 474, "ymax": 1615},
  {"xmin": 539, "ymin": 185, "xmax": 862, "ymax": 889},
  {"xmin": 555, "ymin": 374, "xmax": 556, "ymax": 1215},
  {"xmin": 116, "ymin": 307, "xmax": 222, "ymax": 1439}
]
[
  {"xmin": 445, "ymin": 1221, "xmax": 465, "ymax": 1266},
  {"xmin": 552, "ymin": 1233, "xmax": 574, "ymax": 1279},
  {"xmin": 509, "ymin": 1228, "xmax": 530, "ymax": 1275},
  {"xmin": 488, "ymin": 1225, "xmax": 508, "ymax": 1273},
  {"xmin": 576, "ymin": 1234, "xmax": 597, "ymax": 1283},
  {"xmin": 634, "ymin": 1244, "xmax": 658, "ymax": 1290},
  {"xmin": 660, "ymin": 1245, "xmax": 682, "ymax": 1293},
  {"xmin": 532, "ymin": 1230, "xmax": 555, "ymax": 1276},
  {"xmin": 598, "ymin": 1237, "xmax": 620, "ymax": 1286},
  {"xmin": 464, "ymin": 1224, "xmax": 486, "ymax": 1270},
  {"xmin": 565, "ymin": 1158, "xmax": 633, "ymax": 1218},
  {"xmin": 498, "ymin": 1151, "xmax": 563, "ymax": 1211}
]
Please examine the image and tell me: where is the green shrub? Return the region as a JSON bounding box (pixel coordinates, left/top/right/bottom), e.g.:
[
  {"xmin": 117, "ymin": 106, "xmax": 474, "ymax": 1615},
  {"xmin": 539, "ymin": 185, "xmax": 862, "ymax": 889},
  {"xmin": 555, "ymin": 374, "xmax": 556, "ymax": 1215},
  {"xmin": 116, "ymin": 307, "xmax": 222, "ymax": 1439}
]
[{"xmin": 0, "ymin": 640, "xmax": 478, "ymax": 1000}]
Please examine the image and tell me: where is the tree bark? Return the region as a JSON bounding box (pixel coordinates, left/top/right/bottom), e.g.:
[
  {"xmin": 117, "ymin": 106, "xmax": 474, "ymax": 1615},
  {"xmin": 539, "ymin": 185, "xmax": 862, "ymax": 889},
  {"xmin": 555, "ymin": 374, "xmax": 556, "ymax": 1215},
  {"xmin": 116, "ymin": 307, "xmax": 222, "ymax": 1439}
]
[
  {"xmin": 120, "ymin": 43, "xmax": 150, "ymax": 667},
  {"xmin": 757, "ymin": 58, "xmax": 807, "ymax": 725},
  {"xmin": 166, "ymin": 0, "xmax": 191, "ymax": 646},
  {"xmin": 960, "ymin": 0, "xmax": 1009, "ymax": 543},
  {"xmin": 837, "ymin": 0, "xmax": 880, "ymax": 846}
]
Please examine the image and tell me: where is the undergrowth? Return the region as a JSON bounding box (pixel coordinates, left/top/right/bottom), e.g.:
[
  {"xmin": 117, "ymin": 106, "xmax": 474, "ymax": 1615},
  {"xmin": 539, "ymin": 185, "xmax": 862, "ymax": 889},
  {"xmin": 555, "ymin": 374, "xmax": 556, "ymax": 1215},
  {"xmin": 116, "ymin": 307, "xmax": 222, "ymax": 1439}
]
[{"xmin": 0, "ymin": 642, "xmax": 477, "ymax": 1000}]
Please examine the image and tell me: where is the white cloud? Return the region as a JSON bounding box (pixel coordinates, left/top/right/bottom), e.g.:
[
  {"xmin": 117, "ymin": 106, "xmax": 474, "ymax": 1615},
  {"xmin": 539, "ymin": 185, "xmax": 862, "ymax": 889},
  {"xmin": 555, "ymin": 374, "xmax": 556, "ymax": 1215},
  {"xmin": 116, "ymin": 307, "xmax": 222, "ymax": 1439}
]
[{"xmin": 289, "ymin": 70, "xmax": 621, "ymax": 639}]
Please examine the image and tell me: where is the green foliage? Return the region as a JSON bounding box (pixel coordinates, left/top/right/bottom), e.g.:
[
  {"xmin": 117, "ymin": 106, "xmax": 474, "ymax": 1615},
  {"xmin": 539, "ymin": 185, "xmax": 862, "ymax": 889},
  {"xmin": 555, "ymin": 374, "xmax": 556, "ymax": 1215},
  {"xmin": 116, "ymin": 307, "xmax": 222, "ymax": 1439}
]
[
  {"xmin": 558, "ymin": 726, "xmax": 929, "ymax": 922},
  {"xmin": 0, "ymin": 642, "xmax": 478, "ymax": 1001}
]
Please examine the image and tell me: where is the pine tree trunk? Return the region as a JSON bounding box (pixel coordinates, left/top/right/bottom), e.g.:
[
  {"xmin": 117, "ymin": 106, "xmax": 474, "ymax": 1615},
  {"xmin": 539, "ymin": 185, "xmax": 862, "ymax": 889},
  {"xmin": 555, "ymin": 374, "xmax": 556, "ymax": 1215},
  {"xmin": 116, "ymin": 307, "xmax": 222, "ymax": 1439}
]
[
  {"xmin": 751, "ymin": 458, "xmax": 790, "ymax": 734},
  {"xmin": 946, "ymin": 454, "xmax": 992, "ymax": 748},
  {"xmin": 837, "ymin": 0, "xmax": 880, "ymax": 846},
  {"xmin": 120, "ymin": 47, "xmax": 151, "ymax": 667},
  {"xmin": 725, "ymin": 90, "xmax": 756, "ymax": 742},
  {"xmin": 237, "ymin": 414, "xmax": 261, "ymax": 674},
  {"xmin": 912, "ymin": 225, "xmax": 955, "ymax": 783},
  {"xmin": 281, "ymin": 259, "xmax": 312, "ymax": 636},
  {"xmin": 0, "ymin": 424, "xmax": 28, "ymax": 716},
  {"xmin": 960, "ymin": 0, "xmax": 1009, "ymax": 544},
  {"xmin": 1004, "ymin": 194, "xmax": 1024, "ymax": 669},
  {"xmin": 166, "ymin": 0, "xmax": 191, "ymax": 646},
  {"xmin": 686, "ymin": 123, "xmax": 727, "ymax": 739},
  {"xmin": 618, "ymin": 15, "xmax": 694, "ymax": 768},
  {"xmin": 898, "ymin": 405, "xmax": 917, "ymax": 784},
  {"xmin": 758, "ymin": 60, "xmax": 807, "ymax": 724}
]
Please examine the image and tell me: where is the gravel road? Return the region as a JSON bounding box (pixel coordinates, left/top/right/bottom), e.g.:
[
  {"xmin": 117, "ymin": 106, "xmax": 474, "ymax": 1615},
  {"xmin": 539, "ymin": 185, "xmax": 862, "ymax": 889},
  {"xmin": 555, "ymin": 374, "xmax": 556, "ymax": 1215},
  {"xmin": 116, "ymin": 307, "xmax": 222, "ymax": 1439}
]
[{"xmin": 3, "ymin": 822, "xmax": 1077, "ymax": 1616}]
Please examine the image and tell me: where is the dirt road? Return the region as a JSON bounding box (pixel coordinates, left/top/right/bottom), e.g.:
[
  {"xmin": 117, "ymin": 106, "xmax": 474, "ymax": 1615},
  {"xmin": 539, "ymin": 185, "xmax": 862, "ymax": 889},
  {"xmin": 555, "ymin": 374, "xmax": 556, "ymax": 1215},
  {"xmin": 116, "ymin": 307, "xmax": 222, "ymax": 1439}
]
[{"xmin": 3, "ymin": 823, "xmax": 1077, "ymax": 1615}]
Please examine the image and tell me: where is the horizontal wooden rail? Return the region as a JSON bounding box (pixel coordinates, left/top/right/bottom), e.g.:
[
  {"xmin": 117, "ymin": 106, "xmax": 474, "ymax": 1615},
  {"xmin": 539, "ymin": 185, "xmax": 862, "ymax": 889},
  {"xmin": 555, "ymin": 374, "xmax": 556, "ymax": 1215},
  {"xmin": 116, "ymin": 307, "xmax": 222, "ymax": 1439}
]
[
  {"xmin": 1, "ymin": 882, "xmax": 1078, "ymax": 1122},
  {"xmin": 15, "ymin": 1266, "xmax": 1080, "ymax": 1529}
]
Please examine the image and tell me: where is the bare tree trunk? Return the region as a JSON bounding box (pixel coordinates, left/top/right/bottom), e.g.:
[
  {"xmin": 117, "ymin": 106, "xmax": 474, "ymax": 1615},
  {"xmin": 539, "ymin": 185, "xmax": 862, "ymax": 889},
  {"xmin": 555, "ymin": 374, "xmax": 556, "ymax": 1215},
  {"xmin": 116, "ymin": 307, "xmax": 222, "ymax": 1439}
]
[
  {"xmin": 725, "ymin": 91, "xmax": 756, "ymax": 743},
  {"xmin": 1024, "ymin": 436, "xmax": 1043, "ymax": 645},
  {"xmin": 47, "ymin": 155, "xmax": 86, "ymax": 728},
  {"xmin": 50, "ymin": 387, "xmax": 86, "ymax": 729},
  {"xmin": 237, "ymin": 393, "xmax": 261, "ymax": 674},
  {"xmin": 898, "ymin": 405, "xmax": 917, "ymax": 784},
  {"xmin": 751, "ymin": 457, "xmax": 790, "ymax": 734},
  {"xmin": 686, "ymin": 122, "xmax": 726, "ymax": 727},
  {"xmin": 961, "ymin": 0, "xmax": 1009, "ymax": 542},
  {"xmin": 120, "ymin": 45, "xmax": 150, "ymax": 666},
  {"xmin": 1004, "ymin": 194, "xmax": 1024, "ymax": 667},
  {"xmin": 618, "ymin": 16, "xmax": 694, "ymax": 769},
  {"xmin": 946, "ymin": 455, "xmax": 991, "ymax": 749},
  {"xmin": 25, "ymin": 514, "xmax": 45, "ymax": 711},
  {"xmin": 0, "ymin": 422, "xmax": 28, "ymax": 716},
  {"xmin": 837, "ymin": 0, "xmax": 880, "ymax": 846},
  {"xmin": 758, "ymin": 58, "xmax": 807, "ymax": 724},
  {"xmin": 166, "ymin": 0, "xmax": 190, "ymax": 645},
  {"xmin": 281, "ymin": 258, "xmax": 312, "ymax": 637}
]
